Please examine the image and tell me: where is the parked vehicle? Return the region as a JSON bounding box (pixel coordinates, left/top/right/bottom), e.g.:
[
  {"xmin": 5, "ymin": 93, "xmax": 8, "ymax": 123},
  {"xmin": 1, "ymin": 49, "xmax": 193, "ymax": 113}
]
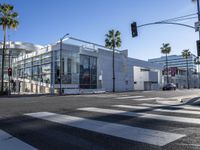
[{"xmin": 162, "ymin": 83, "xmax": 176, "ymax": 90}]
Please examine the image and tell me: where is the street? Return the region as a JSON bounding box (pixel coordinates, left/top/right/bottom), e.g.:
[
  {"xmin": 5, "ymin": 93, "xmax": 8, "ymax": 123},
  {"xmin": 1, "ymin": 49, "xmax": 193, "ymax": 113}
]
[{"xmin": 0, "ymin": 89, "xmax": 200, "ymax": 150}]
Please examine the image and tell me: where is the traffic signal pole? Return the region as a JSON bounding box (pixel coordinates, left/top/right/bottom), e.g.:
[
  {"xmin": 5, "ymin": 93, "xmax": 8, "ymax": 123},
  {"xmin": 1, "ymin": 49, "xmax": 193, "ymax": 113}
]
[{"xmin": 197, "ymin": 0, "xmax": 200, "ymax": 39}]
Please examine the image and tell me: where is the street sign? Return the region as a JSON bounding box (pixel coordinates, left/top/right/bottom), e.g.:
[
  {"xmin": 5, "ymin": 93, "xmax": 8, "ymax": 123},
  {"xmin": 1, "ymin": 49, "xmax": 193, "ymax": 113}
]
[{"xmin": 195, "ymin": 21, "xmax": 200, "ymax": 32}]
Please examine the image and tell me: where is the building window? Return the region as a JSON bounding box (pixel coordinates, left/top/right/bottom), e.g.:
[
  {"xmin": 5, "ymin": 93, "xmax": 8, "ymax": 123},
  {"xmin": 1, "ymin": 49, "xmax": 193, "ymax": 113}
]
[{"xmin": 80, "ymin": 55, "xmax": 97, "ymax": 89}]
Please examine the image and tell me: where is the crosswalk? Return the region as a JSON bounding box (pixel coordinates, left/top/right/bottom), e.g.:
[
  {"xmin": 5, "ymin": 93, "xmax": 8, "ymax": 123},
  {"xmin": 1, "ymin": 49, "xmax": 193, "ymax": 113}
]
[
  {"xmin": 0, "ymin": 95, "xmax": 200, "ymax": 149},
  {"xmin": 25, "ymin": 112, "xmax": 185, "ymax": 146},
  {"xmin": 24, "ymin": 102, "xmax": 200, "ymax": 147}
]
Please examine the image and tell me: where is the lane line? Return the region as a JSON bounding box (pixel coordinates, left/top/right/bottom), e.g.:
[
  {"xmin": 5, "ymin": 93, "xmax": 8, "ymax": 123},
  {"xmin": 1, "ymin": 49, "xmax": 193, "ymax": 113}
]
[
  {"xmin": 77, "ymin": 107, "xmax": 200, "ymax": 125},
  {"xmin": 0, "ymin": 130, "xmax": 37, "ymax": 150},
  {"xmin": 25, "ymin": 112, "xmax": 185, "ymax": 146},
  {"xmin": 113, "ymin": 105, "xmax": 200, "ymax": 115}
]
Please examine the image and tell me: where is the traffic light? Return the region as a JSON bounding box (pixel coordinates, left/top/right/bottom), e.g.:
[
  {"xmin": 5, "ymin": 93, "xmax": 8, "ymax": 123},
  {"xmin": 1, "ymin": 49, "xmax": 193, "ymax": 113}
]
[
  {"xmin": 8, "ymin": 68, "xmax": 12, "ymax": 76},
  {"xmin": 131, "ymin": 22, "xmax": 138, "ymax": 37},
  {"xmin": 197, "ymin": 40, "xmax": 200, "ymax": 56}
]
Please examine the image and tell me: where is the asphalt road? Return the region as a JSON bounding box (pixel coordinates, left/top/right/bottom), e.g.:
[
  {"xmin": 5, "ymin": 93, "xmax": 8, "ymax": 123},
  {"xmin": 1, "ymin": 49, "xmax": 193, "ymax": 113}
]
[{"xmin": 0, "ymin": 89, "xmax": 200, "ymax": 150}]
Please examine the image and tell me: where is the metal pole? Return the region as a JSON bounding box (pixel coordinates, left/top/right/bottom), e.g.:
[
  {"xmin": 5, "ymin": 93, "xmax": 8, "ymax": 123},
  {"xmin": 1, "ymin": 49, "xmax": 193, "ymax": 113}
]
[
  {"xmin": 198, "ymin": 62, "xmax": 200, "ymax": 88},
  {"xmin": 59, "ymin": 38, "xmax": 62, "ymax": 95},
  {"xmin": 59, "ymin": 33, "xmax": 69, "ymax": 95},
  {"xmin": 51, "ymin": 48, "xmax": 55, "ymax": 95},
  {"xmin": 166, "ymin": 54, "xmax": 169, "ymax": 84},
  {"xmin": 197, "ymin": 0, "xmax": 200, "ymax": 38},
  {"xmin": 186, "ymin": 58, "xmax": 190, "ymax": 89},
  {"xmin": 8, "ymin": 50, "xmax": 11, "ymax": 95},
  {"xmin": 112, "ymin": 47, "xmax": 115, "ymax": 92}
]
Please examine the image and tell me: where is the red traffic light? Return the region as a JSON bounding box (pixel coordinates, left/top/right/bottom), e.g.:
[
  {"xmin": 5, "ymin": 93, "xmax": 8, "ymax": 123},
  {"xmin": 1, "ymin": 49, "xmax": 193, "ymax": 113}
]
[{"xmin": 8, "ymin": 68, "xmax": 12, "ymax": 76}]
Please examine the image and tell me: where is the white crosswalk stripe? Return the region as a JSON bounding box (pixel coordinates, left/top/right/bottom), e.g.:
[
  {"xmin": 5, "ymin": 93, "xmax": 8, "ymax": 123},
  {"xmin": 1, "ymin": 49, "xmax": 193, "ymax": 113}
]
[
  {"xmin": 77, "ymin": 107, "xmax": 200, "ymax": 125},
  {"xmin": 115, "ymin": 96, "xmax": 144, "ymax": 99},
  {"xmin": 130, "ymin": 97, "xmax": 161, "ymax": 101},
  {"xmin": 113, "ymin": 105, "xmax": 200, "ymax": 115},
  {"xmin": 25, "ymin": 112, "xmax": 185, "ymax": 146},
  {"xmin": 141, "ymin": 103, "xmax": 200, "ymax": 111},
  {"xmin": 115, "ymin": 96, "xmax": 162, "ymax": 101},
  {"xmin": 0, "ymin": 130, "xmax": 37, "ymax": 150}
]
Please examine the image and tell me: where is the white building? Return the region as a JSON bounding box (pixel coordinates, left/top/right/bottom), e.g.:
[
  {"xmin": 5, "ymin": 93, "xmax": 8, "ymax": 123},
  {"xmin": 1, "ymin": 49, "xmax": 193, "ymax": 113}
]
[{"xmin": 0, "ymin": 37, "xmax": 163, "ymax": 94}]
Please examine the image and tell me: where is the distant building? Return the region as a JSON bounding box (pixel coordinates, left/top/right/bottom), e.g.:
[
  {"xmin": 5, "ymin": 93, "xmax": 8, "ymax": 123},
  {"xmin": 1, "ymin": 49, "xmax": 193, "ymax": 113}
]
[
  {"xmin": 148, "ymin": 55, "xmax": 200, "ymax": 88},
  {"xmin": 148, "ymin": 55, "xmax": 196, "ymax": 71},
  {"xmin": 0, "ymin": 38, "xmax": 163, "ymax": 94}
]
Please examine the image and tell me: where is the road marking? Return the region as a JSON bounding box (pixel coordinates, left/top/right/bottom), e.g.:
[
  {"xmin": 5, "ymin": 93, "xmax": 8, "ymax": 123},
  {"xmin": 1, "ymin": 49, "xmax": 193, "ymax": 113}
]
[
  {"xmin": 79, "ymin": 107, "xmax": 141, "ymax": 117},
  {"xmin": 113, "ymin": 105, "xmax": 200, "ymax": 115},
  {"xmin": 141, "ymin": 103, "xmax": 167, "ymax": 107},
  {"xmin": 115, "ymin": 96, "xmax": 144, "ymax": 99},
  {"xmin": 141, "ymin": 103, "xmax": 200, "ymax": 111},
  {"xmin": 78, "ymin": 107, "xmax": 200, "ymax": 125},
  {"xmin": 132, "ymin": 97, "xmax": 162, "ymax": 101},
  {"xmin": 113, "ymin": 105, "xmax": 149, "ymax": 110},
  {"xmin": 0, "ymin": 130, "xmax": 37, "ymax": 150},
  {"xmin": 25, "ymin": 112, "xmax": 185, "ymax": 146}
]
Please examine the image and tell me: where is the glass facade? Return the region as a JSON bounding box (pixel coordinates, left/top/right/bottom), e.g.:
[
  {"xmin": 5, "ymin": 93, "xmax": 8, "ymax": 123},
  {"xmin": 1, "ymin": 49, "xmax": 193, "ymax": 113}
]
[
  {"xmin": 54, "ymin": 50, "xmax": 80, "ymax": 85},
  {"xmin": 80, "ymin": 55, "xmax": 97, "ymax": 89},
  {"xmin": 7, "ymin": 43, "xmax": 98, "ymax": 94}
]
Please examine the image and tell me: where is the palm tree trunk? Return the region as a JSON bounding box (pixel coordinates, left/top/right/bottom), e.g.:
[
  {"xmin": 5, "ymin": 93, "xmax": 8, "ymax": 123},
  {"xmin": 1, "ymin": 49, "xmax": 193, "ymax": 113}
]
[
  {"xmin": 186, "ymin": 58, "xmax": 190, "ymax": 89},
  {"xmin": 112, "ymin": 47, "xmax": 115, "ymax": 92},
  {"xmin": 166, "ymin": 53, "xmax": 169, "ymax": 84},
  {"xmin": 1, "ymin": 27, "xmax": 6, "ymax": 93}
]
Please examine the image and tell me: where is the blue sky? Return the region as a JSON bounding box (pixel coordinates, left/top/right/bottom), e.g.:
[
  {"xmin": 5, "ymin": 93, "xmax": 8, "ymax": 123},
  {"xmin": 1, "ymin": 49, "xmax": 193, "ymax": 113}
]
[{"xmin": 0, "ymin": 0, "xmax": 199, "ymax": 60}]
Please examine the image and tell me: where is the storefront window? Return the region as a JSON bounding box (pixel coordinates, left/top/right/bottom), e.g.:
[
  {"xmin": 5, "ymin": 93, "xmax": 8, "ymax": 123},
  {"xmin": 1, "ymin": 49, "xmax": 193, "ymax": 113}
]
[
  {"xmin": 24, "ymin": 67, "xmax": 32, "ymax": 79},
  {"xmin": 54, "ymin": 50, "xmax": 80, "ymax": 85},
  {"xmin": 32, "ymin": 66, "xmax": 40, "ymax": 76},
  {"xmin": 80, "ymin": 55, "xmax": 97, "ymax": 89}
]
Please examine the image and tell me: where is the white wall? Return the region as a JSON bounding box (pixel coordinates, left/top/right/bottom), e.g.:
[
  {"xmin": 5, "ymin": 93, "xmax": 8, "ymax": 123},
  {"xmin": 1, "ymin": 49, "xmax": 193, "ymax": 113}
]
[{"xmin": 97, "ymin": 49, "xmax": 128, "ymax": 91}]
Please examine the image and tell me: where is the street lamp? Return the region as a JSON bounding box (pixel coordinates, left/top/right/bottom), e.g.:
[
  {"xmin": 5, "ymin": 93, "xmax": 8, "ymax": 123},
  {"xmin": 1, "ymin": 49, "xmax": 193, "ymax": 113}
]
[{"xmin": 59, "ymin": 33, "xmax": 69, "ymax": 95}]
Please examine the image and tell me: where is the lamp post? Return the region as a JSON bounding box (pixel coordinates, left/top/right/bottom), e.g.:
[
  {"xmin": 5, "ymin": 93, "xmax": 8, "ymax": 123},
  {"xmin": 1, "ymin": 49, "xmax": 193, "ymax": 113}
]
[{"xmin": 59, "ymin": 33, "xmax": 69, "ymax": 95}]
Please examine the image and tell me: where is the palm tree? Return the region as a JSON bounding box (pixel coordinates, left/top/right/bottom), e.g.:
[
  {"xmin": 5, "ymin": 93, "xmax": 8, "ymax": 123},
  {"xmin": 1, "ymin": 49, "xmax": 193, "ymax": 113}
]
[
  {"xmin": 105, "ymin": 30, "xmax": 121, "ymax": 92},
  {"xmin": 182, "ymin": 49, "xmax": 191, "ymax": 89},
  {"xmin": 0, "ymin": 3, "xmax": 19, "ymax": 94},
  {"xmin": 160, "ymin": 43, "xmax": 171, "ymax": 84}
]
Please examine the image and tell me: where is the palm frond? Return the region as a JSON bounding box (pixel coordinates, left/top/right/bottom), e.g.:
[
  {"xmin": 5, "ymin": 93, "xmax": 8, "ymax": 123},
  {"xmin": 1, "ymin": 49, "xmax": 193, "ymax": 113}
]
[
  {"xmin": 0, "ymin": 3, "xmax": 19, "ymax": 30},
  {"xmin": 161, "ymin": 43, "xmax": 171, "ymax": 54},
  {"xmin": 182, "ymin": 49, "xmax": 191, "ymax": 59},
  {"xmin": 105, "ymin": 29, "xmax": 122, "ymax": 49}
]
